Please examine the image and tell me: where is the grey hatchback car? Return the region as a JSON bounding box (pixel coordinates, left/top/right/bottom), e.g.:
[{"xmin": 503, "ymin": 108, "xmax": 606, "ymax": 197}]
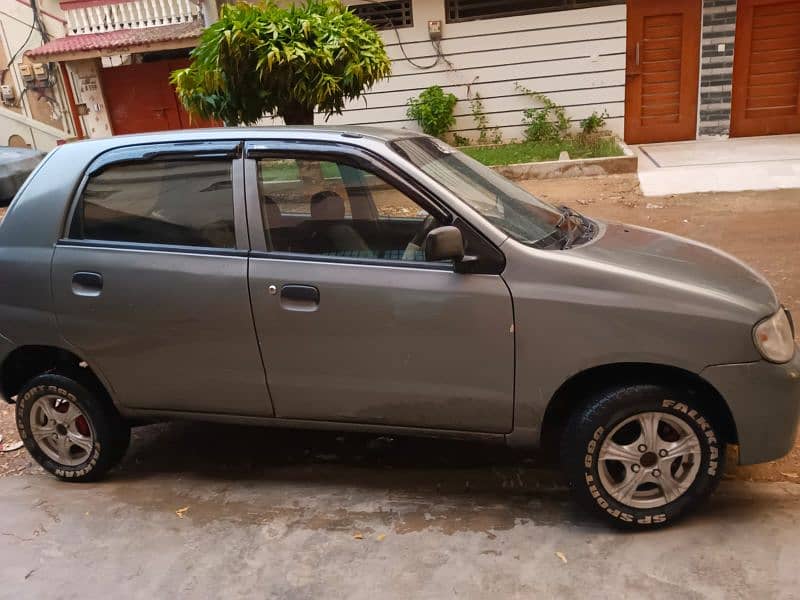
[{"xmin": 1, "ymin": 127, "xmax": 798, "ymax": 528}]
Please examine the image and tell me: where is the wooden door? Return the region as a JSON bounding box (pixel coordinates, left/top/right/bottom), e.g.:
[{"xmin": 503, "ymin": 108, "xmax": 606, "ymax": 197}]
[
  {"xmin": 624, "ymin": 0, "xmax": 702, "ymax": 144},
  {"xmin": 730, "ymin": 0, "xmax": 800, "ymax": 137},
  {"xmin": 100, "ymin": 59, "xmax": 218, "ymax": 135},
  {"xmin": 163, "ymin": 58, "xmax": 219, "ymax": 130}
]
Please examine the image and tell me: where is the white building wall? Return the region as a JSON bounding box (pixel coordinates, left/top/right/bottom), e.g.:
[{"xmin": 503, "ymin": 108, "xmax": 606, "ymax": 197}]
[
  {"xmin": 0, "ymin": 0, "xmax": 77, "ymax": 150},
  {"xmin": 323, "ymin": 0, "xmax": 627, "ymax": 142}
]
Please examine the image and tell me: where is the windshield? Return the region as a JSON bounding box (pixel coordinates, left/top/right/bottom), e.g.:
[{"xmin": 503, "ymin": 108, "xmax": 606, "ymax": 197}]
[{"xmin": 391, "ymin": 137, "xmax": 565, "ymax": 247}]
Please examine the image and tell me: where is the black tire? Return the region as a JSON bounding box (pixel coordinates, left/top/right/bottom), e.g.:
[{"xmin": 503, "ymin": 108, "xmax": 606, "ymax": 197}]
[
  {"xmin": 561, "ymin": 384, "xmax": 725, "ymax": 530},
  {"xmin": 15, "ymin": 373, "xmax": 130, "ymax": 482}
]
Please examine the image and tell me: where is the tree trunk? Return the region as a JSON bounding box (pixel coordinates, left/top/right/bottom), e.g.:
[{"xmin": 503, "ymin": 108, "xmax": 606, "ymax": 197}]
[{"xmin": 281, "ymin": 103, "xmax": 315, "ymax": 125}]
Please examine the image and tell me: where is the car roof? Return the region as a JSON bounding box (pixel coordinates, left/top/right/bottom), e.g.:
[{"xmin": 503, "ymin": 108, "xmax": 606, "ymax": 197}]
[{"xmin": 61, "ymin": 125, "xmax": 421, "ymax": 151}]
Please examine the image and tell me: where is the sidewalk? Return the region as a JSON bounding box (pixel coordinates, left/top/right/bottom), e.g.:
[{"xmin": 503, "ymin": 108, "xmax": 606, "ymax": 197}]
[{"xmin": 633, "ymin": 134, "xmax": 800, "ymax": 196}]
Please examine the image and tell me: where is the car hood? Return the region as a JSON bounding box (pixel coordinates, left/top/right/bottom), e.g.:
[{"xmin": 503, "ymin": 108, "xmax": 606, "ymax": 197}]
[{"xmin": 570, "ymin": 220, "xmax": 778, "ymax": 316}]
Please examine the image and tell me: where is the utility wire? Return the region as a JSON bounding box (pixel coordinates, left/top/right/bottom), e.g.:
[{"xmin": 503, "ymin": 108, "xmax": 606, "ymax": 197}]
[
  {"xmin": 2, "ymin": 20, "xmax": 36, "ymax": 82},
  {"xmin": 354, "ymin": 0, "xmax": 453, "ymax": 71},
  {"xmin": 2, "ymin": 0, "xmax": 60, "ymax": 114}
]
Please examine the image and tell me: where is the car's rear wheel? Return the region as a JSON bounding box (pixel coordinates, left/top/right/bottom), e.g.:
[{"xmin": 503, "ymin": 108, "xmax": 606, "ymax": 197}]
[
  {"xmin": 16, "ymin": 373, "xmax": 130, "ymax": 481},
  {"xmin": 561, "ymin": 384, "xmax": 725, "ymax": 529}
]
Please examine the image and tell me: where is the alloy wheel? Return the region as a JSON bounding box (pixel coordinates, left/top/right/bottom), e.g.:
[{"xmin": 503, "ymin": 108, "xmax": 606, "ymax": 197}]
[
  {"xmin": 29, "ymin": 395, "xmax": 95, "ymax": 466},
  {"xmin": 597, "ymin": 411, "xmax": 701, "ymax": 509}
]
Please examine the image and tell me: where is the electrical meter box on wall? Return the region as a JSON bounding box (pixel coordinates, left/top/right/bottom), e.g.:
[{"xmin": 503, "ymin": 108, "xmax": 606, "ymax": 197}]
[
  {"xmin": 18, "ymin": 63, "xmax": 34, "ymax": 84},
  {"xmin": 18, "ymin": 62, "xmax": 50, "ymax": 87},
  {"xmin": 32, "ymin": 63, "xmax": 48, "ymax": 82},
  {"xmin": 0, "ymin": 85, "xmax": 15, "ymax": 105},
  {"xmin": 428, "ymin": 20, "xmax": 442, "ymax": 40}
]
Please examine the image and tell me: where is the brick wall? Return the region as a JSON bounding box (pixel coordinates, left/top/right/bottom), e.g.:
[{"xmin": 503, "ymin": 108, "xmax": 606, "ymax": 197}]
[{"xmin": 699, "ymin": 0, "xmax": 737, "ymax": 136}]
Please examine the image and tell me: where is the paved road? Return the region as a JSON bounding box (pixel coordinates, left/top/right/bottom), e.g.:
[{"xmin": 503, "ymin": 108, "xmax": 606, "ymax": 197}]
[{"xmin": 1, "ymin": 423, "xmax": 799, "ymax": 599}]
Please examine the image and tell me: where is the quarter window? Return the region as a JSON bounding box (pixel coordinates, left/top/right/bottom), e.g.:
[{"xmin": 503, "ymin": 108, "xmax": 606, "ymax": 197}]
[
  {"xmin": 257, "ymin": 157, "xmax": 443, "ymax": 263},
  {"xmin": 70, "ymin": 160, "xmax": 236, "ymax": 249},
  {"xmin": 445, "ymin": 0, "xmax": 625, "ymax": 23}
]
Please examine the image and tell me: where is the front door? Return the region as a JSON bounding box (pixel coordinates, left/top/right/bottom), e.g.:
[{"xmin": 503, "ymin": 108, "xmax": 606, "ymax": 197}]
[
  {"xmin": 100, "ymin": 58, "xmax": 219, "ymax": 135},
  {"xmin": 730, "ymin": 0, "xmax": 800, "ymax": 137},
  {"xmin": 625, "ymin": 0, "xmax": 702, "ymax": 144},
  {"xmin": 52, "ymin": 141, "xmax": 271, "ymax": 417},
  {"xmin": 245, "ymin": 145, "xmax": 515, "ymax": 433}
]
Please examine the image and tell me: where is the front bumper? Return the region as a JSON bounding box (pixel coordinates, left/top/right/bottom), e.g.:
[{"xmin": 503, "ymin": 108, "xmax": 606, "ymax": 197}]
[{"xmin": 702, "ymin": 347, "xmax": 800, "ymax": 465}]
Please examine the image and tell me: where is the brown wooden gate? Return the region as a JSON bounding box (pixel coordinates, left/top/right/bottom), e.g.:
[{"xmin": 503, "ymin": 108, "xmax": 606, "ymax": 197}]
[
  {"xmin": 624, "ymin": 0, "xmax": 702, "ymax": 144},
  {"xmin": 730, "ymin": 0, "xmax": 800, "ymax": 137},
  {"xmin": 100, "ymin": 58, "xmax": 218, "ymax": 135}
]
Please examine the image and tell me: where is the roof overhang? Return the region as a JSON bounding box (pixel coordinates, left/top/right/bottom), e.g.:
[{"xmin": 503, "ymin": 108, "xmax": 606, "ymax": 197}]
[{"xmin": 25, "ymin": 21, "xmax": 202, "ymax": 62}]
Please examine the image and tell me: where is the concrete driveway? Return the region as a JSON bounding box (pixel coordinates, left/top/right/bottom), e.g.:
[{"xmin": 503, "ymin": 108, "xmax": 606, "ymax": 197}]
[
  {"xmin": 633, "ymin": 134, "xmax": 800, "ymax": 196},
  {"xmin": 1, "ymin": 423, "xmax": 800, "ymax": 599}
]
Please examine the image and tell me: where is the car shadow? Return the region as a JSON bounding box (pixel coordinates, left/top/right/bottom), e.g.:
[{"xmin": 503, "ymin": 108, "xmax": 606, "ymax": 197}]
[
  {"xmin": 117, "ymin": 420, "xmax": 564, "ymax": 493},
  {"xmin": 100, "ymin": 421, "xmax": 784, "ymax": 533}
]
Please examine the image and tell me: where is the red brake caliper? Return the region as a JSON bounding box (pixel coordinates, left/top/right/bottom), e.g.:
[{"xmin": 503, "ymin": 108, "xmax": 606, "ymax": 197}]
[{"xmin": 74, "ymin": 411, "xmax": 90, "ymax": 436}]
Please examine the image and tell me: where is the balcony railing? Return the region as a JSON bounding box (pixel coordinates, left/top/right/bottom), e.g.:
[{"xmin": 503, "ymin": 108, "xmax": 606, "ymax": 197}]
[{"xmin": 64, "ymin": 0, "xmax": 202, "ymax": 35}]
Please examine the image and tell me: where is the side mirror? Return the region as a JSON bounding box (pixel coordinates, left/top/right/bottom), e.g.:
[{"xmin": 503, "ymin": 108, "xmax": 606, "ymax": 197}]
[{"xmin": 424, "ymin": 226, "xmax": 465, "ymax": 262}]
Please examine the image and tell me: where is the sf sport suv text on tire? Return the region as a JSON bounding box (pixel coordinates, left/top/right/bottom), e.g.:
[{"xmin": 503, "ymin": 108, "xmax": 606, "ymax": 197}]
[{"xmin": 1, "ymin": 127, "xmax": 798, "ymax": 529}]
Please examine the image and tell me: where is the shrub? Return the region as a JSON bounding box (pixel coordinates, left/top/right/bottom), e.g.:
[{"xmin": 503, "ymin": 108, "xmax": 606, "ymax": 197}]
[
  {"xmin": 515, "ymin": 83, "xmax": 570, "ymax": 142},
  {"xmin": 469, "ymin": 93, "xmax": 502, "ymax": 145},
  {"xmin": 407, "ymin": 85, "xmax": 458, "ymax": 138},
  {"xmin": 580, "ymin": 110, "xmax": 609, "ymax": 135}
]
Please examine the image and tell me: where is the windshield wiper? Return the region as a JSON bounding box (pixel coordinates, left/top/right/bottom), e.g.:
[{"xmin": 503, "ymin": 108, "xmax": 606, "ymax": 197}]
[{"xmin": 555, "ymin": 205, "xmax": 584, "ymax": 249}]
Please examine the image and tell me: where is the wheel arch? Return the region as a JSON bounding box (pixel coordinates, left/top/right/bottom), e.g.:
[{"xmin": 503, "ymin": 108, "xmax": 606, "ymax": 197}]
[
  {"xmin": 0, "ymin": 345, "xmax": 113, "ymax": 406},
  {"xmin": 540, "ymin": 362, "xmax": 739, "ymax": 461}
]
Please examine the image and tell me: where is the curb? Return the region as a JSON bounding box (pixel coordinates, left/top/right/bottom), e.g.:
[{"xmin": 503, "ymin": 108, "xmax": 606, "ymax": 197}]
[{"xmin": 489, "ymin": 140, "xmax": 638, "ymax": 181}]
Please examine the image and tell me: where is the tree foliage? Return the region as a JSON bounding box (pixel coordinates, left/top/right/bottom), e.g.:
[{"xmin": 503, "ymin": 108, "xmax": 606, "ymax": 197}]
[{"xmin": 171, "ymin": 0, "xmax": 392, "ymax": 125}]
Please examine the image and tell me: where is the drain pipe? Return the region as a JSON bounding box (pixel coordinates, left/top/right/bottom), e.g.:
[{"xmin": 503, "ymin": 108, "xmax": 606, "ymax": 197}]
[{"xmin": 200, "ymin": 0, "xmax": 218, "ymax": 26}]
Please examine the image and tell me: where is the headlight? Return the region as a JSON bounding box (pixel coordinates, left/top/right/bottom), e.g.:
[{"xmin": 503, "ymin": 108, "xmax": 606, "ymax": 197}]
[{"xmin": 753, "ymin": 309, "xmax": 796, "ymax": 363}]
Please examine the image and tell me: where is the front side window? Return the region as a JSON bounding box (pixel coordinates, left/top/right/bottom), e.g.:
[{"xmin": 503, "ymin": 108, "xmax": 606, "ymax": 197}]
[
  {"xmin": 257, "ymin": 157, "xmax": 445, "ymax": 263},
  {"xmin": 70, "ymin": 160, "xmax": 236, "ymax": 249}
]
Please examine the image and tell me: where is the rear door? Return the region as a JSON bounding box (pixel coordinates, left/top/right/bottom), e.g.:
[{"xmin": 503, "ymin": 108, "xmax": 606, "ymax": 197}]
[
  {"xmin": 244, "ymin": 141, "xmax": 515, "ymax": 433},
  {"xmin": 51, "ymin": 141, "xmax": 272, "ymax": 416}
]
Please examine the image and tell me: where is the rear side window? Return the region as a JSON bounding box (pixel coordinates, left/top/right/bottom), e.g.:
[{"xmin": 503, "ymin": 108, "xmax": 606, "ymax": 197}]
[{"xmin": 69, "ymin": 160, "xmax": 236, "ymax": 249}]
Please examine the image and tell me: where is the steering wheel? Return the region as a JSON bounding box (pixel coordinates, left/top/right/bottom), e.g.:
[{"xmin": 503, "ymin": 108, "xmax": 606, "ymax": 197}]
[{"xmin": 402, "ymin": 215, "xmax": 438, "ymax": 261}]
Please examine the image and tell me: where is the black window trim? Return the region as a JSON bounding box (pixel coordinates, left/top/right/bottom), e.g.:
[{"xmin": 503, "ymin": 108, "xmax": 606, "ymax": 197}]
[
  {"xmin": 248, "ymin": 249, "xmax": 454, "ymax": 271},
  {"xmin": 349, "ymin": 0, "xmax": 413, "ymax": 29},
  {"xmin": 244, "ymin": 139, "xmax": 505, "ymax": 275},
  {"xmin": 57, "ymin": 238, "xmax": 250, "ymax": 258},
  {"xmin": 444, "ymin": 0, "xmax": 626, "ymax": 23},
  {"xmin": 61, "ymin": 140, "xmax": 249, "ymax": 254}
]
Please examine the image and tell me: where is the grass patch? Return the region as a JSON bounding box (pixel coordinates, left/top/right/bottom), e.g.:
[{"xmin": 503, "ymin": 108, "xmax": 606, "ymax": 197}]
[{"xmin": 461, "ymin": 135, "xmax": 624, "ymax": 166}]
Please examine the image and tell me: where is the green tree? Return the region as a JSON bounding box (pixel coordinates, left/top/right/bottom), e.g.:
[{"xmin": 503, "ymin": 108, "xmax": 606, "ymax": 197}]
[{"xmin": 171, "ymin": 0, "xmax": 391, "ymax": 126}]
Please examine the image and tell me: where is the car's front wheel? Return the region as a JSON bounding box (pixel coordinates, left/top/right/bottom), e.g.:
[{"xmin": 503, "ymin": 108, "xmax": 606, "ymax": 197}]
[
  {"xmin": 16, "ymin": 373, "xmax": 130, "ymax": 481},
  {"xmin": 561, "ymin": 384, "xmax": 725, "ymax": 529}
]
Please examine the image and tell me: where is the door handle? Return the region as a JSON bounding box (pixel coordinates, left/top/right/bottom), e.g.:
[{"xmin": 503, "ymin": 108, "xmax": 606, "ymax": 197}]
[
  {"xmin": 627, "ymin": 41, "xmax": 642, "ymax": 78},
  {"xmin": 281, "ymin": 284, "xmax": 319, "ymax": 303},
  {"xmin": 279, "ymin": 284, "xmax": 319, "ymax": 312},
  {"xmin": 72, "ymin": 272, "xmax": 103, "ymax": 297}
]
